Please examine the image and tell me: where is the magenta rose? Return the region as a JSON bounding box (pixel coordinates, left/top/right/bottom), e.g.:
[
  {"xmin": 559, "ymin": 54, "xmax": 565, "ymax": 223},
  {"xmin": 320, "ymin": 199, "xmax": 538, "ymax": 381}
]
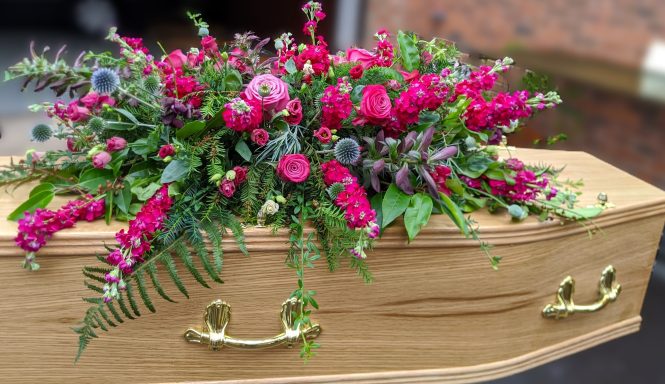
[
  {"xmin": 359, "ymin": 85, "xmax": 392, "ymax": 124},
  {"xmin": 276, "ymin": 154, "xmax": 310, "ymax": 183},
  {"xmin": 106, "ymin": 137, "xmax": 127, "ymax": 152},
  {"xmin": 284, "ymin": 98, "xmax": 303, "ymax": 125},
  {"xmin": 347, "ymin": 48, "xmax": 376, "ymax": 69},
  {"xmin": 158, "ymin": 144, "xmax": 175, "ymax": 159},
  {"xmin": 244, "ymin": 74, "xmax": 290, "ymax": 112},
  {"xmin": 250, "ymin": 128, "xmax": 269, "ymax": 146},
  {"xmin": 201, "ymin": 36, "xmax": 218, "ymax": 53},
  {"xmin": 233, "ymin": 166, "xmax": 248, "ymax": 186},
  {"xmin": 165, "ymin": 49, "xmax": 188, "ymax": 69},
  {"xmin": 92, "ymin": 151, "xmax": 112, "ymax": 169},
  {"xmin": 219, "ymin": 178, "xmax": 236, "ymax": 198}
]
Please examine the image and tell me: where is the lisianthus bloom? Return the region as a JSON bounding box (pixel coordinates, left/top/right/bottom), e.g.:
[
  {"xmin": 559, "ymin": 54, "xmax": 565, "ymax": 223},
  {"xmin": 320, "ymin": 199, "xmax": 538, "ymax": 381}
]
[
  {"xmin": 244, "ymin": 74, "xmax": 290, "ymax": 112},
  {"xmin": 223, "ymin": 97, "xmax": 263, "ymax": 132},
  {"xmin": 106, "ymin": 137, "xmax": 127, "ymax": 152},
  {"xmin": 284, "ymin": 98, "xmax": 303, "ymax": 125},
  {"xmin": 219, "ymin": 179, "xmax": 236, "ymax": 198},
  {"xmin": 158, "ymin": 144, "xmax": 175, "ymax": 158},
  {"xmin": 347, "ymin": 48, "xmax": 376, "ymax": 69},
  {"xmin": 165, "ymin": 49, "xmax": 188, "ymax": 69},
  {"xmin": 313, "ymin": 126, "xmax": 332, "ymax": 144},
  {"xmin": 250, "ymin": 128, "xmax": 269, "ymax": 146},
  {"xmin": 201, "ymin": 36, "xmax": 218, "ymax": 54},
  {"xmin": 276, "ymin": 154, "xmax": 310, "ymax": 183},
  {"xmin": 92, "ymin": 151, "xmax": 112, "ymax": 169},
  {"xmin": 80, "ymin": 91, "xmax": 116, "ymax": 111},
  {"xmin": 233, "ymin": 166, "xmax": 248, "ymax": 186}
]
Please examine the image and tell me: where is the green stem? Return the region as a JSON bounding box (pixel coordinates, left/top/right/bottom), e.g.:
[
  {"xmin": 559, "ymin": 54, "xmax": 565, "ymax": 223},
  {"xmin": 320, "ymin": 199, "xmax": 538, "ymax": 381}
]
[{"xmin": 118, "ymin": 87, "xmax": 161, "ymax": 110}]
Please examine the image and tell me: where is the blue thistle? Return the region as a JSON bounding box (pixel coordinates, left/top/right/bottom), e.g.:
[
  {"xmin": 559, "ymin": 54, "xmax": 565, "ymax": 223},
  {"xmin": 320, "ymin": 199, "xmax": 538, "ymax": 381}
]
[
  {"xmin": 91, "ymin": 68, "xmax": 120, "ymax": 94},
  {"xmin": 87, "ymin": 117, "xmax": 107, "ymax": 134},
  {"xmin": 334, "ymin": 138, "xmax": 361, "ymax": 165},
  {"xmin": 31, "ymin": 124, "xmax": 52, "ymax": 142},
  {"xmin": 143, "ymin": 75, "xmax": 160, "ymax": 94},
  {"xmin": 327, "ymin": 183, "xmax": 345, "ymax": 199}
]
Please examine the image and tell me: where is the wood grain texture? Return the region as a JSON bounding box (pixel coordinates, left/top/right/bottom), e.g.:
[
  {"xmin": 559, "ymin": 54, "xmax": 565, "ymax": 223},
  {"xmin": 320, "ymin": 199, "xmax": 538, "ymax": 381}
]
[{"xmin": 0, "ymin": 148, "xmax": 663, "ymax": 384}]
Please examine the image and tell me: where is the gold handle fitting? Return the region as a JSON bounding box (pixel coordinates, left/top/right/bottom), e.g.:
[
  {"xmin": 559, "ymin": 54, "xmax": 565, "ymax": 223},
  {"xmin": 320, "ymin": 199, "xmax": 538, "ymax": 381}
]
[
  {"xmin": 542, "ymin": 265, "xmax": 621, "ymax": 319},
  {"xmin": 184, "ymin": 297, "xmax": 321, "ymax": 350}
]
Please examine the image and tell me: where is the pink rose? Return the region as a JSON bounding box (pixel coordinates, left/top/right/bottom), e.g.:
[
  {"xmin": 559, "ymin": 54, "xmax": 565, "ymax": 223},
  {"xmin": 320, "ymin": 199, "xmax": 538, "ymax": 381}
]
[
  {"xmin": 92, "ymin": 151, "xmax": 112, "ymax": 169},
  {"xmin": 349, "ymin": 64, "xmax": 364, "ymax": 80},
  {"xmin": 165, "ymin": 49, "xmax": 188, "ymax": 69},
  {"xmin": 359, "ymin": 85, "xmax": 392, "ymax": 124},
  {"xmin": 250, "ymin": 128, "xmax": 269, "ymax": 146},
  {"xmin": 158, "ymin": 144, "xmax": 175, "ymax": 159},
  {"xmin": 244, "ymin": 74, "xmax": 290, "ymax": 112},
  {"xmin": 106, "ymin": 137, "xmax": 127, "ymax": 152},
  {"xmin": 284, "ymin": 98, "xmax": 303, "ymax": 125},
  {"xmin": 201, "ymin": 36, "xmax": 218, "ymax": 53},
  {"xmin": 233, "ymin": 166, "xmax": 248, "ymax": 186},
  {"xmin": 313, "ymin": 126, "xmax": 332, "ymax": 144},
  {"xmin": 219, "ymin": 178, "xmax": 236, "ymax": 198},
  {"xmin": 276, "ymin": 154, "xmax": 310, "ymax": 183},
  {"xmin": 347, "ymin": 48, "xmax": 376, "ymax": 69},
  {"xmin": 80, "ymin": 91, "xmax": 115, "ymax": 110}
]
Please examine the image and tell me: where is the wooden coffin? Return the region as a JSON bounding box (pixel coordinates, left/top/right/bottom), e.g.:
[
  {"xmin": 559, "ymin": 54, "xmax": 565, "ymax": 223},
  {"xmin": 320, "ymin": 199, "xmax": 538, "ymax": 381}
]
[{"xmin": 0, "ymin": 148, "xmax": 664, "ymax": 384}]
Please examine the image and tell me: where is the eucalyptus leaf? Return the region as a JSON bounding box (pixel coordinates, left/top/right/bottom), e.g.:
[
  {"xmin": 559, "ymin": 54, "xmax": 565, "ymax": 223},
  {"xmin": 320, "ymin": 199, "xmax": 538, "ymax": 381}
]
[
  {"xmin": 223, "ymin": 69, "xmax": 243, "ymax": 91},
  {"xmin": 437, "ymin": 192, "xmax": 469, "ymax": 236}
]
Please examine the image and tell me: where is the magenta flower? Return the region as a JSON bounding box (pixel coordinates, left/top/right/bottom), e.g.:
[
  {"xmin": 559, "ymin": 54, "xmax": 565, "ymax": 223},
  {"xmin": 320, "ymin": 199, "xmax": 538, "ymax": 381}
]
[
  {"xmin": 92, "ymin": 151, "xmax": 112, "ymax": 169},
  {"xmin": 106, "ymin": 137, "xmax": 127, "ymax": 152}
]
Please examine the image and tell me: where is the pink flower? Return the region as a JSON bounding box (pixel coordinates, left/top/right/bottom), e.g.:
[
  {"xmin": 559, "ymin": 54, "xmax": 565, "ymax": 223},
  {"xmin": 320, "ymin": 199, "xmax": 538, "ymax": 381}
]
[
  {"xmin": 66, "ymin": 102, "xmax": 90, "ymax": 122},
  {"xmin": 165, "ymin": 49, "xmax": 188, "ymax": 69},
  {"xmin": 80, "ymin": 91, "xmax": 115, "ymax": 110},
  {"xmin": 201, "ymin": 36, "xmax": 218, "ymax": 53},
  {"xmin": 349, "ymin": 64, "xmax": 364, "ymax": 80},
  {"xmin": 158, "ymin": 144, "xmax": 175, "ymax": 159},
  {"xmin": 244, "ymin": 74, "xmax": 290, "ymax": 112},
  {"xmin": 320, "ymin": 79, "xmax": 353, "ymax": 130},
  {"xmin": 346, "ymin": 48, "xmax": 376, "ymax": 69},
  {"xmin": 223, "ymin": 97, "xmax": 263, "ymax": 132},
  {"xmin": 31, "ymin": 151, "xmax": 45, "ymax": 163},
  {"xmin": 284, "ymin": 98, "xmax": 303, "ymax": 125},
  {"xmin": 276, "ymin": 154, "xmax": 310, "ymax": 183},
  {"xmin": 106, "ymin": 137, "xmax": 127, "ymax": 152},
  {"xmin": 66, "ymin": 137, "xmax": 78, "ymax": 152},
  {"xmin": 92, "ymin": 151, "xmax": 112, "ymax": 169},
  {"xmin": 233, "ymin": 166, "xmax": 248, "ymax": 186},
  {"xmin": 250, "ymin": 128, "xmax": 269, "ymax": 146},
  {"xmin": 219, "ymin": 179, "xmax": 236, "ymax": 198},
  {"xmin": 295, "ymin": 44, "xmax": 331, "ymax": 76},
  {"xmin": 357, "ymin": 85, "xmax": 392, "ymax": 125},
  {"xmin": 313, "ymin": 126, "xmax": 332, "ymax": 144}
]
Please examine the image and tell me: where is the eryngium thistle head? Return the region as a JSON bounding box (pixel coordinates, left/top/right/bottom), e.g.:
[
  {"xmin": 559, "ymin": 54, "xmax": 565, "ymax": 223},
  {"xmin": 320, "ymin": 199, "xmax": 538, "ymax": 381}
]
[
  {"xmin": 143, "ymin": 75, "xmax": 160, "ymax": 94},
  {"xmin": 334, "ymin": 137, "xmax": 361, "ymax": 165},
  {"xmin": 31, "ymin": 124, "xmax": 52, "ymax": 142},
  {"xmin": 91, "ymin": 68, "xmax": 120, "ymax": 94},
  {"xmin": 327, "ymin": 183, "xmax": 346, "ymax": 200},
  {"xmin": 88, "ymin": 117, "xmax": 107, "ymax": 134}
]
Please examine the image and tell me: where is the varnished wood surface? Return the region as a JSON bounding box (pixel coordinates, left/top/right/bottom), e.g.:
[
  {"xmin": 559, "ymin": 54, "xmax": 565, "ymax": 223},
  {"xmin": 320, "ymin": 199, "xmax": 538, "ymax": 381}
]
[{"xmin": 0, "ymin": 149, "xmax": 663, "ymax": 383}]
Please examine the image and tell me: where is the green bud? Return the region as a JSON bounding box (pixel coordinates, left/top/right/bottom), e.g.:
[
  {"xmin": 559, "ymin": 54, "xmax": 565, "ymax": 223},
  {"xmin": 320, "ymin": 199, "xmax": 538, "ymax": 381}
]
[
  {"xmin": 508, "ymin": 204, "xmax": 527, "ymax": 220},
  {"xmin": 221, "ymin": 51, "xmax": 229, "ymax": 61},
  {"xmin": 298, "ymin": 43, "xmax": 306, "ymax": 53},
  {"xmin": 86, "ymin": 144, "xmax": 105, "ymax": 159},
  {"xmin": 275, "ymin": 195, "xmax": 287, "ymax": 204},
  {"xmin": 198, "ymin": 27, "xmax": 209, "ymax": 37},
  {"xmin": 464, "ymin": 136, "xmax": 476, "ymax": 149},
  {"xmin": 210, "ymin": 173, "xmax": 223, "ymax": 182},
  {"xmin": 300, "ymin": 83, "xmax": 308, "ymax": 91},
  {"xmin": 331, "ymin": 135, "xmax": 339, "ymax": 142},
  {"xmin": 225, "ymin": 170, "xmax": 236, "ymax": 181},
  {"xmin": 163, "ymin": 156, "xmax": 173, "ymax": 163}
]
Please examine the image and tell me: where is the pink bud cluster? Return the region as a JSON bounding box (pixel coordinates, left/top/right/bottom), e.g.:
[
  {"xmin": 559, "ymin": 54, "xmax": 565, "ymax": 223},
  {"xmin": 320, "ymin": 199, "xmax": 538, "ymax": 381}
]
[
  {"xmin": 15, "ymin": 195, "xmax": 105, "ymax": 269},
  {"xmin": 103, "ymin": 184, "xmax": 172, "ymax": 302},
  {"xmin": 321, "ymin": 160, "xmax": 377, "ymax": 230}
]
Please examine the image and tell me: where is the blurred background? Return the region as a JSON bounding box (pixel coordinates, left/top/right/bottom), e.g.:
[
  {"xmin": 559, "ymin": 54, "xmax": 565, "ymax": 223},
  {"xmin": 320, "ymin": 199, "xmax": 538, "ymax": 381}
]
[{"xmin": 0, "ymin": 0, "xmax": 663, "ymax": 382}]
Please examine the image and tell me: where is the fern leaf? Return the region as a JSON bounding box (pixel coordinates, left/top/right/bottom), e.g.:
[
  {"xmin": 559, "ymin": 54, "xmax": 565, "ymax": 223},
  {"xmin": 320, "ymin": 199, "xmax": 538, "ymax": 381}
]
[
  {"xmin": 200, "ymin": 220, "xmax": 224, "ymax": 274},
  {"xmin": 124, "ymin": 283, "xmax": 142, "ymax": 317},
  {"xmin": 174, "ymin": 241, "xmax": 210, "ymax": 288},
  {"xmin": 97, "ymin": 306, "xmax": 117, "ymax": 327},
  {"xmin": 116, "ymin": 290, "xmax": 135, "ymax": 319},
  {"xmin": 134, "ymin": 271, "xmax": 156, "ymax": 312},
  {"xmin": 106, "ymin": 302, "xmax": 124, "ymax": 324},
  {"xmin": 161, "ymin": 255, "xmax": 189, "ymax": 298},
  {"xmin": 146, "ymin": 262, "xmax": 176, "ymax": 303}
]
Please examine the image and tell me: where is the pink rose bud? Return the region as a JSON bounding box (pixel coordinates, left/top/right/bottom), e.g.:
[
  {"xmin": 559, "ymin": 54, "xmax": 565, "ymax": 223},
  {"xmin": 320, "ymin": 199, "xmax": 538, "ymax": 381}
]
[
  {"xmin": 106, "ymin": 137, "xmax": 127, "ymax": 152},
  {"xmin": 218, "ymin": 178, "xmax": 236, "ymax": 198},
  {"xmin": 92, "ymin": 151, "xmax": 112, "ymax": 169},
  {"xmin": 158, "ymin": 144, "xmax": 175, "ymax": 159},
  {"xmin": 250, "ymin": 128, "xmax": 269, "ymax": 146},
  {"xmin": 284, "ymin": 98, "xmax": 303, "ymax": 125}
]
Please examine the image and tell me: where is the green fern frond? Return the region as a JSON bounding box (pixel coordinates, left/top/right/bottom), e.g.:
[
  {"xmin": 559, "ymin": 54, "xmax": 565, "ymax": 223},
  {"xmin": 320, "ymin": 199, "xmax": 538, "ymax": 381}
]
[{"xmin": 146, "ymin": 262, "xmax": 176, "ymax": 303}]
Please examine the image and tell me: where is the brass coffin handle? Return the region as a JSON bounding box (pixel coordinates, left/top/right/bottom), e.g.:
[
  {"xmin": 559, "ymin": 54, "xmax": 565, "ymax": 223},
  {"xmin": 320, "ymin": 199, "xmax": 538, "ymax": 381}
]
[
  {"xmin": 542, "ymin": 265, "xmax": 622, "ymax": 319},
  {"xmin": 184, "ymin": 297, "xmax": 321, "ymax": 350}
]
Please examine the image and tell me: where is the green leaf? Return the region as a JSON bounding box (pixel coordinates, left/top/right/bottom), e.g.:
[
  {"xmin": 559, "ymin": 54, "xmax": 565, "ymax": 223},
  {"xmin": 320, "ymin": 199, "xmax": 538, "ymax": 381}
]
[
  {"xmin": 437, "ymin": 192, "xmax": 469, "ymax": 236},
  {"xmin": 397, "ymin": 30, "xmax": 420, "ymax": 72},
  {"xmin": 176, "ymin": 120, "xmax": 206, "ymax": 139},
  {"xmin": 104, "ymin": 192, "xmax": 113, "ymax": 224},
  {"xmin": 235, "ymin": 140, "xmax": 252, "ymax": 162},
  {"xmin": 381, "ymin": 184, "xmax": 410, "ymax": 228},
  {"xmin": 459, "ymin": 153, "xmax": 493, "ymax": 178},
  {"xmin": 223, "ymin": 69, "xmax": 243, "ymax": 91},
  {"xmin": 114, "ymin": 108, "xmax": 140, "ymax": 125},
  {"xmin": 404, "ymin": 193, "xmax": 433, "ymax": 241},
  {"xmin": 160, "ymin": 160, "xmax": 189, "ymax": 183},
  {"xmin": 285, "ymin": 58, "xmax": 297, "ymax": 74},
  {"xmin": 129, "ymin": 138, "xmax": 158, "ymax": 156},
  {"xmin": 7, "ymin": 188, "xmax": 55, "ymax": 221},
  {"xmin": 114, "ymin": 181, "xmax": 132, "ymax": 214},
  {"xmin": 131, "ymin": 183, "xmax": 161, "ymax": 201},
  {"xmin": 350, "ymin": 85, "xmax": 365, "ymax": 103},
  {"xmin": 79, "ymin": 168, "xmax": 114, "ymax": 193},
  {"xmin": 29, "ymin": 182, "xmax": 55, "ymax": 197},
  {"xmin": 370, "ymin": 192, "xmax": 384, "ymax": 234}
]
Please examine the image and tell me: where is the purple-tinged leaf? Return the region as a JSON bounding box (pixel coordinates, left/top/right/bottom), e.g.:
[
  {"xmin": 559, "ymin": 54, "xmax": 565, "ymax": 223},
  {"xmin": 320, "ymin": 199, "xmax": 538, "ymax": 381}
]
[
  {"xmin": 396, "ymin": 164, "xmax": 414, "ymax": 195},
  {"xmin": 372, "ymin": 159, "xmax": 385, "ymax": 174},
  {"xmin": 418, "ymin": 127, "xmax": 435, "ymax": 152},
  {"xmin": 430, "ymin": 146, "xmax": 458, "ymax": 162},
  {"xmin": 401, "ymin": 131, "xmax": 418, "ymax": 152},
  {"xmin": 419, "ymin": 165, "xmax": 439, "ymax": 198}
]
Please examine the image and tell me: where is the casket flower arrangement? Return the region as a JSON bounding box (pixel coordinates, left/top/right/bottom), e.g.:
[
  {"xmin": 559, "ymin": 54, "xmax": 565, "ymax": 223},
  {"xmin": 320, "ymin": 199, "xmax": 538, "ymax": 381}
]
[{"xmin": 2, "ymin": 2, "xmax": 603, "ymax": 360}]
